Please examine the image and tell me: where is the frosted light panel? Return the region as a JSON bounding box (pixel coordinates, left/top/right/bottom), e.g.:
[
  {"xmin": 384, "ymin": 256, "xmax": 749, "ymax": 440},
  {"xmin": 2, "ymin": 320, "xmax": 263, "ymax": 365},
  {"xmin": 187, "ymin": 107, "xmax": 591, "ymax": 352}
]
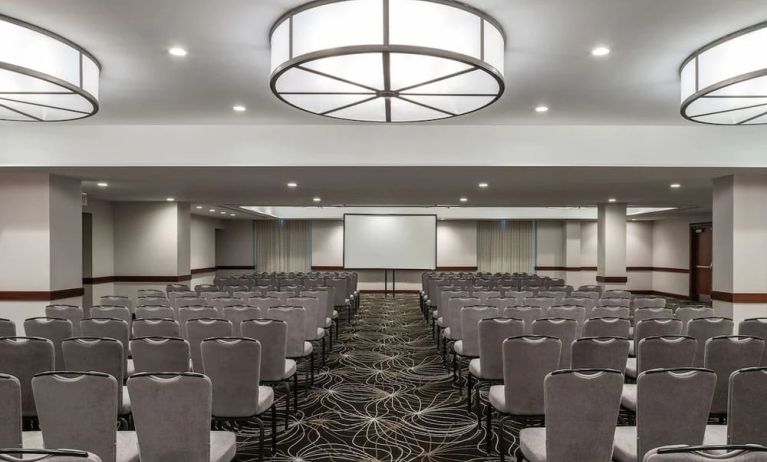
[
  {"xmin": 291, "ymin": 0, "xmax": 383, "ymax": 56},
  {"xmin": 390, "ymin": 0, "xmax": 481, "ymax": 59},
  {"xmin": 344, "ymin": 215, "xmax": 437, "ymax": 269},
  {"xmin": 270, "ymin": 21, "xmax": 290, "ymax": 72}
]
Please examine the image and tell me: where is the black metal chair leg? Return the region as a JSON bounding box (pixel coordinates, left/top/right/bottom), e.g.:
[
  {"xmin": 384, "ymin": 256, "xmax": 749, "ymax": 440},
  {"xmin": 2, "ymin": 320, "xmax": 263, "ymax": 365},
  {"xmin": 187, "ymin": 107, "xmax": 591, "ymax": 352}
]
[
  {"xmin": 466, "ymin": 373, "xmax": 473, "ymax": 412},
  {"xmin": 271, "ymin": 404, "xmax": 277, "ymax": 453},
  {"xmin": 257, "ymin": 417, "xmax": 264, "ymax": 462},
  {"xmin": 486, "ymin": 402, "xmax": 492, "ymax": 454},
  {"xmin": 499, "ymin": 415, "xmax": 506, "ymax": 462},
  {"xmin": 293, "ymin": 373, "xmax": 299, "ymax": 410}
]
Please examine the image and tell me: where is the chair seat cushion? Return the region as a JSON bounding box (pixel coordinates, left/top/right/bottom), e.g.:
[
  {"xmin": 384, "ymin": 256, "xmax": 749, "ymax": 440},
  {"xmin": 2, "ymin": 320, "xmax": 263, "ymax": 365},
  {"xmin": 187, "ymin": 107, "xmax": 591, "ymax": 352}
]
[
  {"xmin": 127, "ymin": 359, "xmax": 135, "ymax": 376},
  {"xmin": 469, "ymin": 358, "xmax": 482, "ymax": 378},
  {"xmin": 629, "ymin": 342, "xmax": 635, "ymax": 357},
  {"xmin": 332, "ymin": 310, "xmax": 338, "ymax": 319},
  {"xmin": 303, "ymin": 341, "xmax": 313, "ymax": 356},
  {"xmin": 454, "ymin": 340, "xmax": 464, "ymax": 355},
  {"xmin": 256, "ymin": 386, "xmax": 274, "ymax": 415},
  {"xmin": 489, "ymin": 385, "xmax": 509, "ymax": 413},
  {"xmin": 612, "ymin": 426, "xmax": 637, "ymax": 462},
  {"xmin": 626, "ymin": 357, "xmax": 637, "ymax": 379},
  {"xmin": 621, "ymin": 384, "xmax": 637, "ymax": 412},
  {"xmin": 313, "ymin": 328, "xmax": 325, "ymax": 340},
  {"xmin": 284, "ymin": 359, "xmax": 297, "ymax": 378},
  {"xmin": 210, "ymin": 431, "xmax": 237, "ymax": 462},
  {"xmin": 21, "ymin": 430, "xmax": 43, "ymax": 449},
  {"xmin": 519, "ymin": 427, "xmax": 547, "ymax": 462},
  {"xmin": 325, "ymin": 317, "xmax": 332, "ymax": 328},
  {"xmin": 704, "ymin": 425, "xmax": 727, "ymax": 445},
  {"xmin": 116, "ymin": 430, "xmax": 140, "ymax": 462},
  {"xmin": 120, "ymin": 386, "xmax": 131, "ymax": 416},
  {"xmin": 437, "ymin": 317, "xmax": 445, "ymax": 327}
]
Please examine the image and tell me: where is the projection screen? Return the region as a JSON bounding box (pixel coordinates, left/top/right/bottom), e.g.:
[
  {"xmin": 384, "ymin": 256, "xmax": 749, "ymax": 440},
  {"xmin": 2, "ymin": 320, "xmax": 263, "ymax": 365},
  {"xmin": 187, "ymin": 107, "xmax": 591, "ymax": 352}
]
[{"xmin": 343, "ymin": 214, "xmax": 437, "ymax": 270}]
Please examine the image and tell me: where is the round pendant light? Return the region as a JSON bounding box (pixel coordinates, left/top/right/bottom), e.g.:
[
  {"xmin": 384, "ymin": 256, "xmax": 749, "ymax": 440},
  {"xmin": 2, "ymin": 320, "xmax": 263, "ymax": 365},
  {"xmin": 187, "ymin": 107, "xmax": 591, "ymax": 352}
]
[
  {"xmin": 0, "ymin": 14, "xmax": 100, "ymax": 122},
  {"xmin": 269, "ymin": 0, "xmax": 505, "ymax": 123},
  {"xmin": 680, "ymin": 21, "xmax": 767, "ymax": 125}
]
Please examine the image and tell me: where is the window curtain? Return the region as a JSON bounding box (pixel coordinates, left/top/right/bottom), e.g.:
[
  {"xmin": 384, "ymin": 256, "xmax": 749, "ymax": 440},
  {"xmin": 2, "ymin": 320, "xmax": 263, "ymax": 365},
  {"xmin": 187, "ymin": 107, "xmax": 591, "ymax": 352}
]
[
  {"xmin": 254, "ymin": 220, "xmax": 310, "ymax": 272},
  {"xmin": 477, "ymin": 220, "xmax": 534, "ymax": 273}
]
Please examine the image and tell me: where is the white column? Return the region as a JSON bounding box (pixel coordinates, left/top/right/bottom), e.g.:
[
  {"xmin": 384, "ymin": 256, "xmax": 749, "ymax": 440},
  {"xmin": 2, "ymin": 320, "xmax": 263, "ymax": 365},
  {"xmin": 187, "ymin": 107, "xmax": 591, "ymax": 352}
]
[
  {"xmin": 597, "ymin": 203, "xmax": 627, "ymax": 288},
  {"xmin": 712, "ymin": 175, "xmax": 767, "ymax": 324},
  {"xmin": 0, "ymin": 173, "xmax": 82, "ymax": 331},
  {"xmin": 564, "ymin": 221, "xmax": 582, "ymax": 287}
]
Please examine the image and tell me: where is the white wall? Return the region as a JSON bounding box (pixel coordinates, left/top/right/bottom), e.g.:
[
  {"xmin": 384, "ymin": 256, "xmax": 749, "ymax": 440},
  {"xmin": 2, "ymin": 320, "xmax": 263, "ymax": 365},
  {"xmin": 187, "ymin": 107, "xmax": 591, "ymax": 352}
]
[
  {"xmin": 113, "ymin": 202, "xmax": 183, "ymax": 276},
  {"xmin": 82, "ymin": 199, "xmax": 116, "ymax": 306},
  {"xmin": 311, "ymin": 221, "xmax": 344, "ymax": 267},
  {"xmin": 651, "ymin": 218, "xmax": 692, "ymax": 297},
  {"xmin": 626, "ymin": 221, "xmax": 653, "ymax": 290},
  {"xmin": 190, "ymin": 215, "xmax": 220, "ymax": 286},
  {"xmin": 216, "ymin": 220, "xmax": 254, "ymax": 274},
  {"xmin": 437, "ymin": 221, "xmax": 478, "ymax": 267}
]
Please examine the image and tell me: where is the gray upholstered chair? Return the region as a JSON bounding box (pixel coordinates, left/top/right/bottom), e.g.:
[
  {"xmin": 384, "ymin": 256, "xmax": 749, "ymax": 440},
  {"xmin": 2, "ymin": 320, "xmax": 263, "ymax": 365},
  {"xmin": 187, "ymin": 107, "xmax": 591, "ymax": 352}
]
[
  {"xmin": 603, "ymin": 289, "xmax": 632, "ymax": 299},
  {"xmin": 173, "ymin": 298, "xmax": 208, "ymax": 318},
  {"xmin": 532, "ymin": 318, "xmax": 578, "ymax": 368},
  {"xmin": 137, "ymin": 297, "xmax": 170, "ymax": 308},
  {"xmin": 286, "ymin": 297, "xmax": 326, "ymax": 360},
  {"xmin": 484, "ymin": 297, "xmax": 522, "ymax": 310},
  {"xmin": 265, "ymin": 291, "xmax": 290, "ymax": 303},
  {"xmin": 571, "ymin": 336, "xmax": 630, "ymax": 371},
  {"xmin": 643, "ymin": 445, "xmax": 767, "ymax": 461},
  {"xmin": 130, "ymin": 337, "xmax": 190, "ymax": 374},
  {"xmin": 503, "ymin": 306, "xmax": 542, "ymax": 334},
  {"xmin": 739, "ymin": 318, "xmax": 767, "ymax": 346},
  {"xmin": 535, "ymin": 291, "xmax": 566, "ymax": 303},
  {"xmin": 138, "ymin": 289, "xmax": 166, "ymax": 297},
  {"xmin": 186, "ymin": 319, "xmax": 233, "ymax": 373},
  {"xmin": 221, "ymin": 306, "xmax": 261, "ymax": 336},
  {"xmin": 232, "ymin": 291, "xmax": 260, "ymax": 301},
  {"xmin": 561, "ymin": 297, "xmax": 596, "ymax": 317},
  {"xmin": 167, "ymin": 290, "xmax": 196, "ymax": 303},
  {"xmin": 0, "ymin": 449, "xmax": 102, "ymax": 461},
  {"xmin": 504, "ymin": 290, "xmax": 534, "ymax": 300},
  {"xmin": 200, "ymin": 291, "xmax": 230, "ymax": 301},
  {"xmin": 61, "ymin": 338, "xmax": 130, "ymax": 417},
  {"xmin": 597, "ymin": 297, "xmax": 631, "ymax": 308},
  {"xmin": 613, "ymin": 368, "xmax": 716, "ymax": 462},
  {"xmin": 201, "ymin": 338, "xmax": 275, "ymax": 457},
  {"xmin": 572, "ymin": 289, "xmax": 601, "ymax": 299},
  {"xmin": 0, "ymin": 337, "xmax": 53, "ymax": 418},
  {"xmin": 0, "ymin": 319, "xmax": 15, "ymax": 337},
  {"xmin": 676, "ymin": 307, "xmax": 716, "ymax": 335},
  {"xmin": 23, "ymin": 318, "xmax": 72, "ymax": 369},
  {"xmin": 194, "ymin": 284, "xmax": 219, "ymax": 294},
  {"xmin": 135, "ymin": 305, "xmax": 174, "ymax": 320},
  {"xmin": 177, "ymin": 306, "xmax": 218, "ymax": 338},
  {"xmin": 454, "ymin": 305, "xmax": 499, "ymax": 359},
  {"xmin": 726, "ymin": 367, "xmax": 767, "ymax": 446},
  {"xmin": 90, "ymin": 306, "xmax": 132, "ymax": 328},
  {"xmin": 632, "ymin": 318, "xmax": 684, "ymax": 357},
  {"xmin": 80, "ymin": 318, "xmax": 130, "ymax": 377},
  {"xmin": 547, "ymin": 305, "xmax": 586, "ymax": 335},
  {"xmin": 633, "ymin": 297, "xmax": 667, "ymax": 309},
  {"xmin": 688, "ymin": 318, "xmax": 735, "ymax": 367},
  {"xmin": 704, "ymin": 336, "xmax": 764, "ymax": 416},
  {"xmin": 32, "ymin": 371, "xmax": 139, "ymax": 462},
  {"xmin": 583, "ymin": 317, "xmax": 631, "ymax": 338},
  {"xmin": 45, "ymin": 305, "xmax": 83, "ymax": 336},
  {"xmin": 131, "ymin": 319, "xmax": 180, "ymax": 338},
  {"xmin": 208, "ymin": 297, "xmax": 242, "ymax": 315},
  {"xmin": 488, "ymin": 335, "xmax": 562, "ymax": 455},
  {"xmin": 127, "ymin": 372, "xmax": 237, "ymax": 462},
  {"xmin": 246, "ymin": 297, "xmax": 282, "ymax": 311},
  {"xmin": 518, "ymin": 369, "xmax": 624, "ymax": 462},
  {"xmin": 592, "ymin": 306, "xmax": 630, "ymax": 319},
  {"xmin": 267, "ymin": 306, "xmax": 314, "ymax": 387},
  {"xmin": 623, "ymin": 336, "xmax": 697, "ymax": 409},
  {"xmin": 100, "ymin": 296, "xmax": 133, "ymax": 314},
  {"xmin": 634, "ymin": 308, "xmax": 674, "ymax": 326},
  {"xmin": 443, "ymin": 297, "xmax": 480, "ymax": 342},
  {"xmin": 0, "ymin": 373, "xmax": 22, "ymax": 448},
  {"xmin": 475, "ymin": 290, "xmax": 503, "ymax": 303},
  {"xmin": 524, "ymin": 297, "xmax": 557, "ymax": 316}
]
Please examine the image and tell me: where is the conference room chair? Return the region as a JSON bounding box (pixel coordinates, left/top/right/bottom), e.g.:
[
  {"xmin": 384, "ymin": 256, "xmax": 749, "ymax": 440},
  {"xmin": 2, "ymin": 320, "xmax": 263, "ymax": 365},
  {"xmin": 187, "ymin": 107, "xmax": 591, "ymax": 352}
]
[
  {"xmin": 688, "ymin": 318, "xmax": 735, "ymax": 367},
  {"xmin": 603, "ymin": 289, "xmax": 632, "ymax": 299},
  {"xmin": 287, "ymin": 297, "xmax": 326, "ymax": 362},
  {"xmin": 633, "ymin": 317, "xmax": 684, "ymax": 352},
  {"xmin": 503, "ymin": 290, "xmax": 534, "ymax": 300},
  {"xmin": 167, "ymin": 291, "xmax": 197, "ymax": 305},
  {"xmin": 643, "ymin": 445, "xmax": 767, "ymax": 461},
  {"xmin": 722, "ymin": 367, "xmax": 767, "ymax": 446},
  {"xmin": 547, "ymin": 305, "xmax": 587, "ymax": 336},
  {"xmin": 591, "ymin": 306, "xmax": 630, "ymax": 320},
  {"xmin": 90, "ymin": 305, "xmax": 132, "ymax": 328},
  {"xmin": 738, "ymin": 318, "xmax": 767, "ymax": 348},
  {"xmin": 625, "ymin": 335, "xmax": 697, "ymax": 382},
  {"xmin": 704, "ymin": 336, "xmax": 764, "ymax": 418},
  {"xmin": 613, "ymin": 368, "xmax": 716, "ymax": 462},
  {"xmin": 453, "ymin": 305, "xmax": 499, "ymax": 387},
  {"xmin": 675, "ymin": 307, "xmax": 716, "ymax": 335},
  {"xmin": 138, "ymin": 289, "xmax": 166, "ymax": 297},
  {"xmin": 224, "ymin": 285, "xmax": 249, "ymax": 296},
  {"xmin": 135, "ymin": 305, "xmax": 174, "ymax": 320},
  {"xmin": 62, "ymin": 337, "xmax": 131, "ymax": 419},
  {"xmin": 576, "ymin": 285, "xmax": 603, "ymax": 294},
  {"xmin": 634, "ymin": 297, "xmax": 667, "ymax": 309},
  {"xmin": 45, "ymin": 305, "xmax": 83, "ymax": 335},
  {"xmin": 241, "ymin": 319, "xmax": 296, "ymax": 423},
  {"xmin": 127, "ymin": 372, "xmax": 237, "ymax": 462},
  {"xmin": 209, "ymin": 298, "xmax": 244, "ymax": 316},
  {"xmin": 81, "ymin": 318, "xmax": 131, "ymax": 377},
  {"xmin": 194, "ymin": 284, "xmax": 218, "ymax": 294},
  {"xmin": 571, "ymin": 337, "xmax": 630, "ymax": 371},
  {"xmin": 561, "ymin": 297, "xmax": 596, "ymax": 317},
  {"xmin": 532, "ymin": 318, "xmax": 577, "ymax": 368},
  {"xmin": 432, "ymin": 290, "xmax": 467, "ymax": 339},
  {"xmin": 517, "ymin": 369, "xmax": 624, "ymax": 462},
  {"xmin": 131, "ymin": 318, "xmax": 181, "ymax": 338},
  {"xmin": 570, "ymin": 290, "xmax": 600, "ymax": 301},
  {"xmin": 484, "ymin": 297, "xmax": 522, "ymax": 311},
  {"xmin": 174, "ymin": 297, "xmax": 209, "ymax": 317},
  {"xmin": 488, "ymin": 335, "xmax": 562, "ymax": 455},
  {"xmin": 137, "ymin": 297, "xmax": 171, "ymax": 308},
  {"xmin": 475, "ymin": 290, "xmax": 502, "ymax": 303},
  {"xmin": 246, "ymin": 297, "xmax": 282, "ymax": 311},
  {"xmin": 186, "ymin": 319, "xmax": 233, "ymax": 373},
  {"xmin": 267, "ymin": 306, "xmax": 315, "ymax": 388},
  {"xmin": 32, "ymin": 371, "xmax": 139, "ymax": 462},
  {"xmin": 583, "ymin": 317, "xmax": 631, "ymax": 338},
  {"xmin": 221, "ymin": 306, "xmax": 261, "ymax": 336},
  {"xmin": 130, "ymin": 337, "xmax": 190, "ymax": 374},
  {"xmin": 101, "ymin": 296, "xmax": 133, "ymax": 314},
  {"xmin": 300, "ymin": 290, "xmax": 335, "ymax": 346},
  {"xmin": 177, "ymin": 306, "xmax": 219, "ymax": 338},
  {"xmin": 634, "ymin": 307, "xmax": 674, "ymax": 324},
  {"xmin": 201, "ymin": 338, "xmax": 276, "ymax": 459},
  {"xmin": 231, "ymin": 291, "xmax": 259, "ymax": 301},
  {"xmin": 265, "ymin": 291, "xmax": 290, "ymax": 304},
  {"xmin": 166, "ymin": 283, "xmax": 191, "ymax": 292},
  {"xmin": 200, "ymin": 291, "xmax": 230, "ymax": 301},
  {"xmin": 532, "ymin": 291, "xmax": 565, "ymax": 303},
  {"xmin": 326, "ymin": 278, "xmax": 353, "ymax": 322},
  {"xmin": 0, "ymin": 373, "xmax": 24, "ymax": 448},
  {"xmin": 597, "ymin": 297, "xmax": 631, "ymax": 308},
  {"xmin": 468, "ymin": 317, "xmax": 525, "ymax": 418},
  {"xmin": 23, "ymin": 317, "xmax": 72, "ymax": 369},
  {"xmin": 524, "ymin": 297, "xmax": 557, "ymax": 316},
  {"xmin": 0, "ymin": 319, "xmax": 16, "ymax": 337},
  {"xmin": 0, "ymin": 449, "xmax": 102, "ymax": 461},
  {"xmin": 0, "ymin": 337, "xmax": 53, "ymax": 421},
  {"xmin": 442, "ymin": 297, "xmax": 480, "ymax": 357}
]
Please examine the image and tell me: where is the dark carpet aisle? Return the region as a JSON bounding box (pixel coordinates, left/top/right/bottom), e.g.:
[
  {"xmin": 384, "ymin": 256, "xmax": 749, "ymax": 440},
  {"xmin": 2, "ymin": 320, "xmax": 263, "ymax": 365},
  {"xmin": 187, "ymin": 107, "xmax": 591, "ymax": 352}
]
[{"xmin": 236, "ymin": 294, "xmax": 514, "ymax": 461}]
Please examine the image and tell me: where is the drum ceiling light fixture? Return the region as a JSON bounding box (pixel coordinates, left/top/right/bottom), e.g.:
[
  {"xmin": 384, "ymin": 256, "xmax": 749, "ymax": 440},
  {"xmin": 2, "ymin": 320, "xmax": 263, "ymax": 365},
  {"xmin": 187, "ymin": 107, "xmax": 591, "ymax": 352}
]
[
  {"xmin": 0, "ymin": 14, "xmax": 100, "ymax": 122},
  {"xmin": 680, "ymin": 21, "xmax": 767, "ymax": 125},
  {"xmin": 269, "ymin": 0, "xmax": 505, "ymax": 122}
]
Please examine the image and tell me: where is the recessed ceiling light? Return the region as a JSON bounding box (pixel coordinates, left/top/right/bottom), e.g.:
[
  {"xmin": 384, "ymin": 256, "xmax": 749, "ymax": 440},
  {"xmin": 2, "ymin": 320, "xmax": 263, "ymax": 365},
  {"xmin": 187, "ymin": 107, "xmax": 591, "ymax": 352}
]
[
  {"xmin": 608, "ymin": 198, "xmax": 617, "ymax": 203},
  {"xmin": 535, "ymin": 105, "xmax": 549, "ymax": 113},
  {"xmin": 591, "ymin": 46, "xmax": 611, "ymax": 57},
  {"xmin": 166, "ymin": 197, "xmax": 175, "ymax": 202},
  {"xmin": 287, "ymin": 182, "xmax": 298, "ymax": 188},
  {"xmin": 209, "ymin": 209, "xmax": 215, "ymax": 212},
  {"xmin": 230, "ymin": 213, "xmax": 236, "ymax": 217},
  {"xmin": 195, "ymin": 205, "xmax": 202, "ymax": 209},
  {"xmin": 220, "ymin": 211, "xmax": 227, "ymax": 215},
  {"xmin": 670, "ymin": 183, "xmax": 681, "ymax": 189},
  {"xmin": 96, "ymin": 182, "xmax": 108, "ymax": 188},
  {"xmin": 478, "ymin": 182, "xmax": 489, "ymax": 188},
  {"xmin": 459, "ymin": 197, "xmax": 468, "ymax": 202},
  {"xmin": 232, "ymin": 105, "xmax": 246, "ymax": 112},
  {"xmin": 313, "ymin": 197, "xmax": 322, "ymax": 202},
  {"xmin": 168, "ymin": 47, "xmax": 187, "ymax": 57}
]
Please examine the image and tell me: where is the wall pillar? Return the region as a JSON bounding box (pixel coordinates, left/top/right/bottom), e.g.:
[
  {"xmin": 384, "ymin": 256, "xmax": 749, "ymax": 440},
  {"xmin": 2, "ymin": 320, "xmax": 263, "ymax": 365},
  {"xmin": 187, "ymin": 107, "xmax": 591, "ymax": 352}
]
[{"xmin": 597, "ymin": 202, "xmax": 627, "ymax": 288}]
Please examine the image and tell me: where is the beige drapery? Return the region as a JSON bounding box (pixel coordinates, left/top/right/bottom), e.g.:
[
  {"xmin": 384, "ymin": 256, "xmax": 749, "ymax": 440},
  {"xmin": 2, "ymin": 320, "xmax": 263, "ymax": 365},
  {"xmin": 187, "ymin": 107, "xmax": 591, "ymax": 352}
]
[
  {"xmin": 254, "ymin": 220, "xmax": 311, "ymax": 272},
  {"xmin": 477, "ymin": 220, "xmax": 534, "ymax": 273}
]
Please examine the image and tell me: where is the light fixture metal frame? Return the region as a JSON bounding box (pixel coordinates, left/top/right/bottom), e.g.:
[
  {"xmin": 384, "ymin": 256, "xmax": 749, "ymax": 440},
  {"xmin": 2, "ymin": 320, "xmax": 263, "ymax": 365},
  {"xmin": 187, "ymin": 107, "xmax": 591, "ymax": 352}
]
[
  {"xmin": 0, "ymin": 14, "xmax": 101, "ymax": 122},
  {"xmin": 269, "ymin": 0, "xmax": 505, "ymax": 123},
  {"xmin": 679, "ymin": 21, "xmax": 767, "ymax": 126}
]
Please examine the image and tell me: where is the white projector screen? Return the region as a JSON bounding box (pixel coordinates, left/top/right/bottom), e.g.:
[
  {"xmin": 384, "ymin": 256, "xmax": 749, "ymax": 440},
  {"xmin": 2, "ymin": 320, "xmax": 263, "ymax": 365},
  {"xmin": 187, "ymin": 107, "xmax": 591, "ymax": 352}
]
[{"xmin": 344, "ymin": 214, "xmax": 437, "ymax": 270}]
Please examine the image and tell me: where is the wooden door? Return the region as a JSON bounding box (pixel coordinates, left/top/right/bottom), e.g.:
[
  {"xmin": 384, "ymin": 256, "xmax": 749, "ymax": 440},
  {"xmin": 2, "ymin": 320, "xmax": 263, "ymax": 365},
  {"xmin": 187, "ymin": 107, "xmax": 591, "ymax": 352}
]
[{"xmin": 690, "ymin": 223, "xmax": 712, "ymax": 301}]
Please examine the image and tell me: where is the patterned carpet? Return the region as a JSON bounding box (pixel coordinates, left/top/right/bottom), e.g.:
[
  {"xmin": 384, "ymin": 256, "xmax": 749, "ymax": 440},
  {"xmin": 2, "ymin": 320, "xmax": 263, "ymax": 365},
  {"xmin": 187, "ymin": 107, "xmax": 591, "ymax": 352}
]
[{"xmin": 234, "ymin": 294, "xmax": 514, "ymax": 462}]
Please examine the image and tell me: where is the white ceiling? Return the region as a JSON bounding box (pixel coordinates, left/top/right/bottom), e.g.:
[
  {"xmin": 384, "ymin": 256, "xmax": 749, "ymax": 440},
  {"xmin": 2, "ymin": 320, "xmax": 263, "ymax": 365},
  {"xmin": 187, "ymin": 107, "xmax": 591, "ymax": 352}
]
[{"xmin": 2, "ymin": 0, "xmax": 767, "ymax": 125}]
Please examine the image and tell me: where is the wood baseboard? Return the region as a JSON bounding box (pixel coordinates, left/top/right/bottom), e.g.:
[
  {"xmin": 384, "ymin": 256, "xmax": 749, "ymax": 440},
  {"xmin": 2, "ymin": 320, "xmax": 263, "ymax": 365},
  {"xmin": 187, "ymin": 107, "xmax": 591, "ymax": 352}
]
[
  {"xmin": 711, "ymin": 291, "xmax": 767, "ymax": 303},
  {"xmin": 0, "ymin": 287, "xmax": 85, "ymax": 301}
]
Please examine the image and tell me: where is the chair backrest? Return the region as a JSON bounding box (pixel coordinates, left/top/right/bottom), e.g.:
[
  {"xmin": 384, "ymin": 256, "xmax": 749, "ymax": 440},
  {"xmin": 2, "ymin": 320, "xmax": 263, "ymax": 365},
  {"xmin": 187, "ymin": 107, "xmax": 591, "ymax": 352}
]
[
  {"xmin": 287, "ymin": 297, "xmax": 322, "ymax": 338},
  {"xmin": 476, "ymin": 318, "xmax": 525, "ymax": 380},
  {"xmin": 0, "ymin": 373, "xmax": 21, "ymax": 449},
  {"xmin": 89, "ymin": 305, "xmax": 131, "ymax": 326},
  {"xmin": 135, "ymin": 305, "xmax": 174, "ymax": 320},
  {"xmin": 167, "ymin": 290, "xmax": 196, "ymax": 302},
  {"xmin": 0, "ymin": 319, "xmax": 15, "ymax": 338},
  {"xmin": 130, "ymin": 337, "xmax": 190, "ymax": 374},
  {"xmin": 635, "ymin": 318, "xmax": 684, "ymax": 353},
  {"xmin": 591, "ymin": 306, "xmax": 630, "ymax": 319},
  {"xmin": 246, "ymin": 297, "xmax": 282, "ymax": 312},
  {"xmin": 676, "ymin": 307, "xmax": 716, "ymax": 334},
  {"xmin": 131, "ymin": 318, "xmax": 181, "ymax": 338},
  {"xmin": 502, "ymin": 335, "xmax": 562, "ymax": 415},
  {"xmin": 241, "ymin": 319, "xmax": 289, "ymax": 382},
  {"xmin": 636, "ymin": 368, "xmax": 716, "ymax": 461},
  {"xmin": 583, "ymin": 317, "xmax": 631, "ymax": 338},
  {"xmin": 597, "ymin": 297, "xmax": 631, "ymax": 307},
  {"xmin": 201, "ymin": 337, "xmax": 262, "ymax": 418},
  {"xmin": 80, "ymin": 318, "xmax": 130, "ymax": 377},
  {"xmin": 32, "ymin": 371, "xmax": 118, "ymax": 462},
  {"xmin": 300, "ymin": 291, "xmax": 331, "ymax": 317},
  {"xmin": 474, "ymin": 290, "xmax": 502, "ymax": 303},
  {"xmin": 200, "ymin": 291, "xmax": 229, "ymax": 300},
  {"xmin": 634, "ymin": 297, "xmax": 667, "ymax": 309},
  {"xmin": 484, "ymin": 297, "xmax": 522, "ymax": 309},
  {"xmin": 504, "ymin": 290, "xmax": 534, "ymax": 300},
  {"xmin": 266, "ymin": 307, "xmax": 307, "ymax": 357},
  {"xmin": 459, "ymin": 306, "xmax": 499, "ymax": 357},
  {"xmin": 635, "ymin": 307, "xmax": 674, "ymax": 323},
  {"xmin": 209, "ymin": 297, "xmax": 244, "ymax": 315},
  {"xmin": 535, "ymin": 291, "xmax": 566, "ymax": 302},
  {"xmin": 222, "ymin": 306, "xmax": 262, "ymax": 336},
  {"xmin": 739, "ymin": 318, "xmax": 767, "ymax": 344},
  {"xmin": 127, "ymin": 372, "xmax": 212, "ymax": 462},
  {"xmin": 503, "ymin": 306, "xmax": 542, "ymax": 334},
  {"xmin": 603, "ymin": 290, "xmax": 632, "ymax": 299},
  {"xmin": 532, "ymin": 318, "xmax": 578, "ymax": 368},
  {"xmin": 438, "ymin": 290, "xmax": 468, "ymax": 317},
  {"xmin": 23, "ymin": 317, "xmax": 72, "ymax": 369},
  {"xmin": 61, "ymin": 337, "xmax": 125, "ymax": 410},
  {"xmin": 561, "ymin": 298, "xmax": 596, "ymax": 315},
  {"xmin": 100, "ymin": 296, "xmax": 131, "ymax": 311},
  {"xmin": 637, "ymin": 336, "xmax": 697, "ymax": 375},
  {"xmin": 688, "ymin": 317, "xmax": 735, "ymax": 366},
  {"xmin": 0, "ymin": 337, "xmax": 53, "ymax": 417},
  {"xmin": 547, "ymin": 305, "xmax": 587, "ymax": 334},
  {"xmin": 644, "ymin": 445, "xmax": 767, "ymax": 461},
  {"xmin": 544, "ymin": 369, "xmax": 624, "ymax": 462},
  {"xmin": 570, "ymin": 291, "xmax": 600, "ymax": 300},
  {"xmin": 265, "ymin": 291, "xmax": 290, "ymax": 303},
  {"xmin": 0, "ymin": 449, "xmax": 102, "ymax": 461},
  {"xmin": 186, "ymin": 319, "xmax": 233, "ymax": 373},
  {"xmin": 137, "ymin": 296, "xmax": 170, "ymax": 307},
  {"xmin": 138, "ymin": 289, "xmax": 166, "ymax": 297},
  {"xmin": 445, "ymin": 297, "xmax": 480, "ymax": 339},
  {"xmin": 571, "ymin": 337, "xmax": 630, "ymax": 371},
  {"xmin": 177, "ymin": 306, "xmax": 218, "ymax": 337},
  {"xmin": 524, "ymin": 297, "xmax": 557, "ymax": 314},
  {"xmin": 45, "ymin": 305, "xmax": 83, "ymax": 336},
  {"xmin": 704, "ymin": 336, "xmax": 765, "ymax": 415},
  {"xmin": 728, "ymin": 367, "xmax": 767, "ymax": 445},
  {"xmin": 173, "ymin": 297, "xmax": 207, "ymax": 313}
]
